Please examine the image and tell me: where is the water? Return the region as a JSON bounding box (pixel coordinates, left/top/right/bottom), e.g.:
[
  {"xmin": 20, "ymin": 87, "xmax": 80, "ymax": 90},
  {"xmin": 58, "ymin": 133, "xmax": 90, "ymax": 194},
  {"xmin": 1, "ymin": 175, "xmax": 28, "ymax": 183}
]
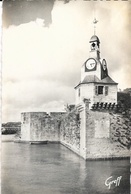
[{"xmin": 1, "ymin": 142, "xmax": 130, "ymax": 194}]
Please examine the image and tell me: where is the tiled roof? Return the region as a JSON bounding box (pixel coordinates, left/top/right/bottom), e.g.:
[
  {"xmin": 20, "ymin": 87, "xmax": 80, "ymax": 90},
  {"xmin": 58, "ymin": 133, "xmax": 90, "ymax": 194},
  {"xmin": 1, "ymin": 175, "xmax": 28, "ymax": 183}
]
[
  {"xmin": 101, "ymin": 76, "xmax": 117, "ymax": 84},
  {"xmin": 82, "ymin": 75, "xmax": 100, "ymax": 83},
  {"xmin": 75, "ymin": 75, "xmax": 118, "ymax": 89}
]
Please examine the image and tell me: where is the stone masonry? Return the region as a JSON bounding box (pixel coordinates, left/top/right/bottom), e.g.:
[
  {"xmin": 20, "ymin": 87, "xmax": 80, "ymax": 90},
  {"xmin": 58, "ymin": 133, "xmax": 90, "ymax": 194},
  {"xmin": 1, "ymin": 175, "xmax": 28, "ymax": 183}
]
[{"xmin": 20, "ymin": 100, "xmax": 130, "ymax": 160}]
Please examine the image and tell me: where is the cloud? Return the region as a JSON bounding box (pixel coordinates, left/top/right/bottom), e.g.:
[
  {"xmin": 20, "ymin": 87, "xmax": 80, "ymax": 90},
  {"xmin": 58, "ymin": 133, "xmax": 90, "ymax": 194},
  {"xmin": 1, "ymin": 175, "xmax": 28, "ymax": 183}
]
[
  {"xmin": 2, "ymin": 0, "xmax": 131, "ymax": 122},
  {"xmin": 3, "ymin": 0, "xmax": 55, "ymax": 27}
]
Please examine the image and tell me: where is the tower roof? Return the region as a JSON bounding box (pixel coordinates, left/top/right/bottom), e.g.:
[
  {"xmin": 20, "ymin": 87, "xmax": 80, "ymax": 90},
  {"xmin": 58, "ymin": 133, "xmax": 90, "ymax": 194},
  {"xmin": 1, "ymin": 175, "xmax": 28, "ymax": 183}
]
[
  {"xmin": 89, "ymin": 35, "xmax": 100, "ymax": 43},
  {"xmin": 75, "ymin": 75, "xmax": 118, "ymax": 89}
]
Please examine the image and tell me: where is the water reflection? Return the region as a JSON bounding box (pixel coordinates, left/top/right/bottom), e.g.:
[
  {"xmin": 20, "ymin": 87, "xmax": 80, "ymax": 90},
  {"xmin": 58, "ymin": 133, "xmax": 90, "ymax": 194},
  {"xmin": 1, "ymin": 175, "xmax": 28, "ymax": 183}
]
[{"xmin": 2, "ymin": 143, "xmax": 130, "ymax": 194}]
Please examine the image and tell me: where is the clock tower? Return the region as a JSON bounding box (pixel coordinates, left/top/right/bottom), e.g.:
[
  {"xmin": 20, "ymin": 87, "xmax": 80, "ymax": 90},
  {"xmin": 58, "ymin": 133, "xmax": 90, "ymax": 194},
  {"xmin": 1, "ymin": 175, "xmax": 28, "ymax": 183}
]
[{"xmin": 75, "ymin": 32, "xmax": 118, "ymax": 109}]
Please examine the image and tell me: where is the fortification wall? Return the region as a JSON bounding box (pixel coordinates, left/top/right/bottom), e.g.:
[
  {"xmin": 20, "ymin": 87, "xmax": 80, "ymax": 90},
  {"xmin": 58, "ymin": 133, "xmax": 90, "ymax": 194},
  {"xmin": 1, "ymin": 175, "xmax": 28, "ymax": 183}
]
[
  {"xmin": 84, "ymin": 110, "xmax": 130, "ymax": 159},
  {"xmin": 50, "ymin": 112, "xmax": 66, "ymax": 119},
  {"xmin": 20, "ymin": 108, "xmax": 130, "ymax": 159},
  {"xmin": 110, "ymin": 113, "xmax": 130, "ymax": 149},
  {"xmin": 60, "ymin": 109, "xmax": 80, "ymax": 155},
  {"xmin": 21, "ymin": 112, "xmax": 64, "ymax": 142},
  {"xmin": 21, "ymin": 112, "xmax": 31, "ymax": 141}
]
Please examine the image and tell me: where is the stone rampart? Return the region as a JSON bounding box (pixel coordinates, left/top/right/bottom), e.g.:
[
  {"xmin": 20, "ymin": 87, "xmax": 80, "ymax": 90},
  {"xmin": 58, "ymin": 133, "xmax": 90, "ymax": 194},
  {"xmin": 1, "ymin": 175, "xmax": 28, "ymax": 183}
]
[
  {"xmin": 60, "ymin": 109, "xmax": 80, "ymax": 155},
  {"xmin": 110, "ymin": 114, "xmax": 131, "ymax": 149},
  {"xmin": 21, "ymin": 112, "xmax": 63, "ymax": 142},
  {"xmin": 84, "ymin": 110, "xmax": 130, "ymax": 159},
  {"xmin": 20, "ymin": 108, "xmax": 130, "ymax": 159}
]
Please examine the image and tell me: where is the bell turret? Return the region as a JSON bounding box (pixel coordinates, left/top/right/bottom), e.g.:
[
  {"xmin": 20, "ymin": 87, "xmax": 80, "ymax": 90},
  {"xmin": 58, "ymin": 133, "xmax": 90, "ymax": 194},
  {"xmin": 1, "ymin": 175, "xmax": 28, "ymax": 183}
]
[{"xmin": 89, "ymin": 35, "xmax": 100, "ymax": 60}]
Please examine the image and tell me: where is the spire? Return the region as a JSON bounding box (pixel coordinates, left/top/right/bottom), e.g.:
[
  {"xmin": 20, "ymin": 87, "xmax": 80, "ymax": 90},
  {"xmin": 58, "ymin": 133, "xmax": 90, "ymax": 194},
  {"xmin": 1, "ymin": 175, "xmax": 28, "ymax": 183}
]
[
  {"xmin": 93, "ymin": 18, "xmax": 98, "ymax": 35},
  {"xmin": 89, "ymin": 18, "xmax": 100, "ymax": 60}
]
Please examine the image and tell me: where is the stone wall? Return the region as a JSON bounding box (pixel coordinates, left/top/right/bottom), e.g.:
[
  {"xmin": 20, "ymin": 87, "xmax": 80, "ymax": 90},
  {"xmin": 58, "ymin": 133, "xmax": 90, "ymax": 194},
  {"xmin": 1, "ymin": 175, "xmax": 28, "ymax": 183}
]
[
  {"xmin": 20, "ymin": 107, "xmax": 130, "ymax": 159},
  {"xmin": 60, "ymin": 109, "xmax": 80, "ymax": 155},
  {"xmin": 21, "ymin": 112, "xmax": 65, "ymax": 142},
  {"xmin": 110, "ymin": 113, "xmax": 131, "ymax": 149},
  {"xmin": 21, "ymin": 112, "xmax": 31, "ymax": 141},
  {"xmin": 84, "ymin": 109, "xmax": 130, "ymax": 159}
]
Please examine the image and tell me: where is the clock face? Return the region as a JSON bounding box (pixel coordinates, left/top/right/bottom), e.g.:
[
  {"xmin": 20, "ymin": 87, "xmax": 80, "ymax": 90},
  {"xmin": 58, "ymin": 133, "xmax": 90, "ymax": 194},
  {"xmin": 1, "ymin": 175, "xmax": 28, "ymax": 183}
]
[
  {"xmin": 102, "ymin": 59, "xmax": 107, "ymax": 71},
  {"xmin": 85, "ymin": 58, "xmax": 96, "ymax": 71}
]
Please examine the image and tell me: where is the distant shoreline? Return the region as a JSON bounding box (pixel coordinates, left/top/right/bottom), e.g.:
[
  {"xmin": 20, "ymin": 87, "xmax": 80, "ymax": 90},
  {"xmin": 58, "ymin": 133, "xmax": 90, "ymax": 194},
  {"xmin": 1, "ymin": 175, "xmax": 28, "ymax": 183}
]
[{"xmin": 1, "ymin": 134, "xmax": 16, "ymax": 142}]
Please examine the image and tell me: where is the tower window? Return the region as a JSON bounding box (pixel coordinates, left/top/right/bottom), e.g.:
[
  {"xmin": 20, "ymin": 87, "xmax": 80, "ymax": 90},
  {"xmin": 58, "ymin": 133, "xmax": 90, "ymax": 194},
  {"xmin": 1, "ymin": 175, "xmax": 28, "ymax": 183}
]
[
  {"xmin": 98, "ymin": 86, "xmax": 104, "ymax": 94},
  {"xmin": 95, "ymin": 86, "xmax": 104, "ymax": 95},
  {"xmin": 92, "ymin": 43, "xmax": 95, "ymax": 47}
]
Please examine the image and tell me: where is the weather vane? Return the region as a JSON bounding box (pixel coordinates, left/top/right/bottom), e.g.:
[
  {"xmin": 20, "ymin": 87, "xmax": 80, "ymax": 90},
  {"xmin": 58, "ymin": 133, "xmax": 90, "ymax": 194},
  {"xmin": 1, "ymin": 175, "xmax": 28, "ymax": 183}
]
[{"xmin": 93, "ymin": 18, "xmax": 98, "ymax": 35}]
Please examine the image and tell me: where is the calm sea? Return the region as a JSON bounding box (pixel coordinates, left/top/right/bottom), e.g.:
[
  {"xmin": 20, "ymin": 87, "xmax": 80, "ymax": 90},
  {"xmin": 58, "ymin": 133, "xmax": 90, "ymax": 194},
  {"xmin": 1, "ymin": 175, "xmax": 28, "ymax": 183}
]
[{"xmin": 1, "ymin": 142, "xmax": 130, "ymax": 194}]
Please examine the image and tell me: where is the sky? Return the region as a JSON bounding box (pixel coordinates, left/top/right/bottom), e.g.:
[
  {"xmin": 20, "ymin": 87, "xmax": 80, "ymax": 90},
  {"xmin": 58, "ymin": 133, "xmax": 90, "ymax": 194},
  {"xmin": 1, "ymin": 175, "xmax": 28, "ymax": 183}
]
[{"xmin": 2, "ymin": 0, "xmax": 131, "ymax": 122}]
